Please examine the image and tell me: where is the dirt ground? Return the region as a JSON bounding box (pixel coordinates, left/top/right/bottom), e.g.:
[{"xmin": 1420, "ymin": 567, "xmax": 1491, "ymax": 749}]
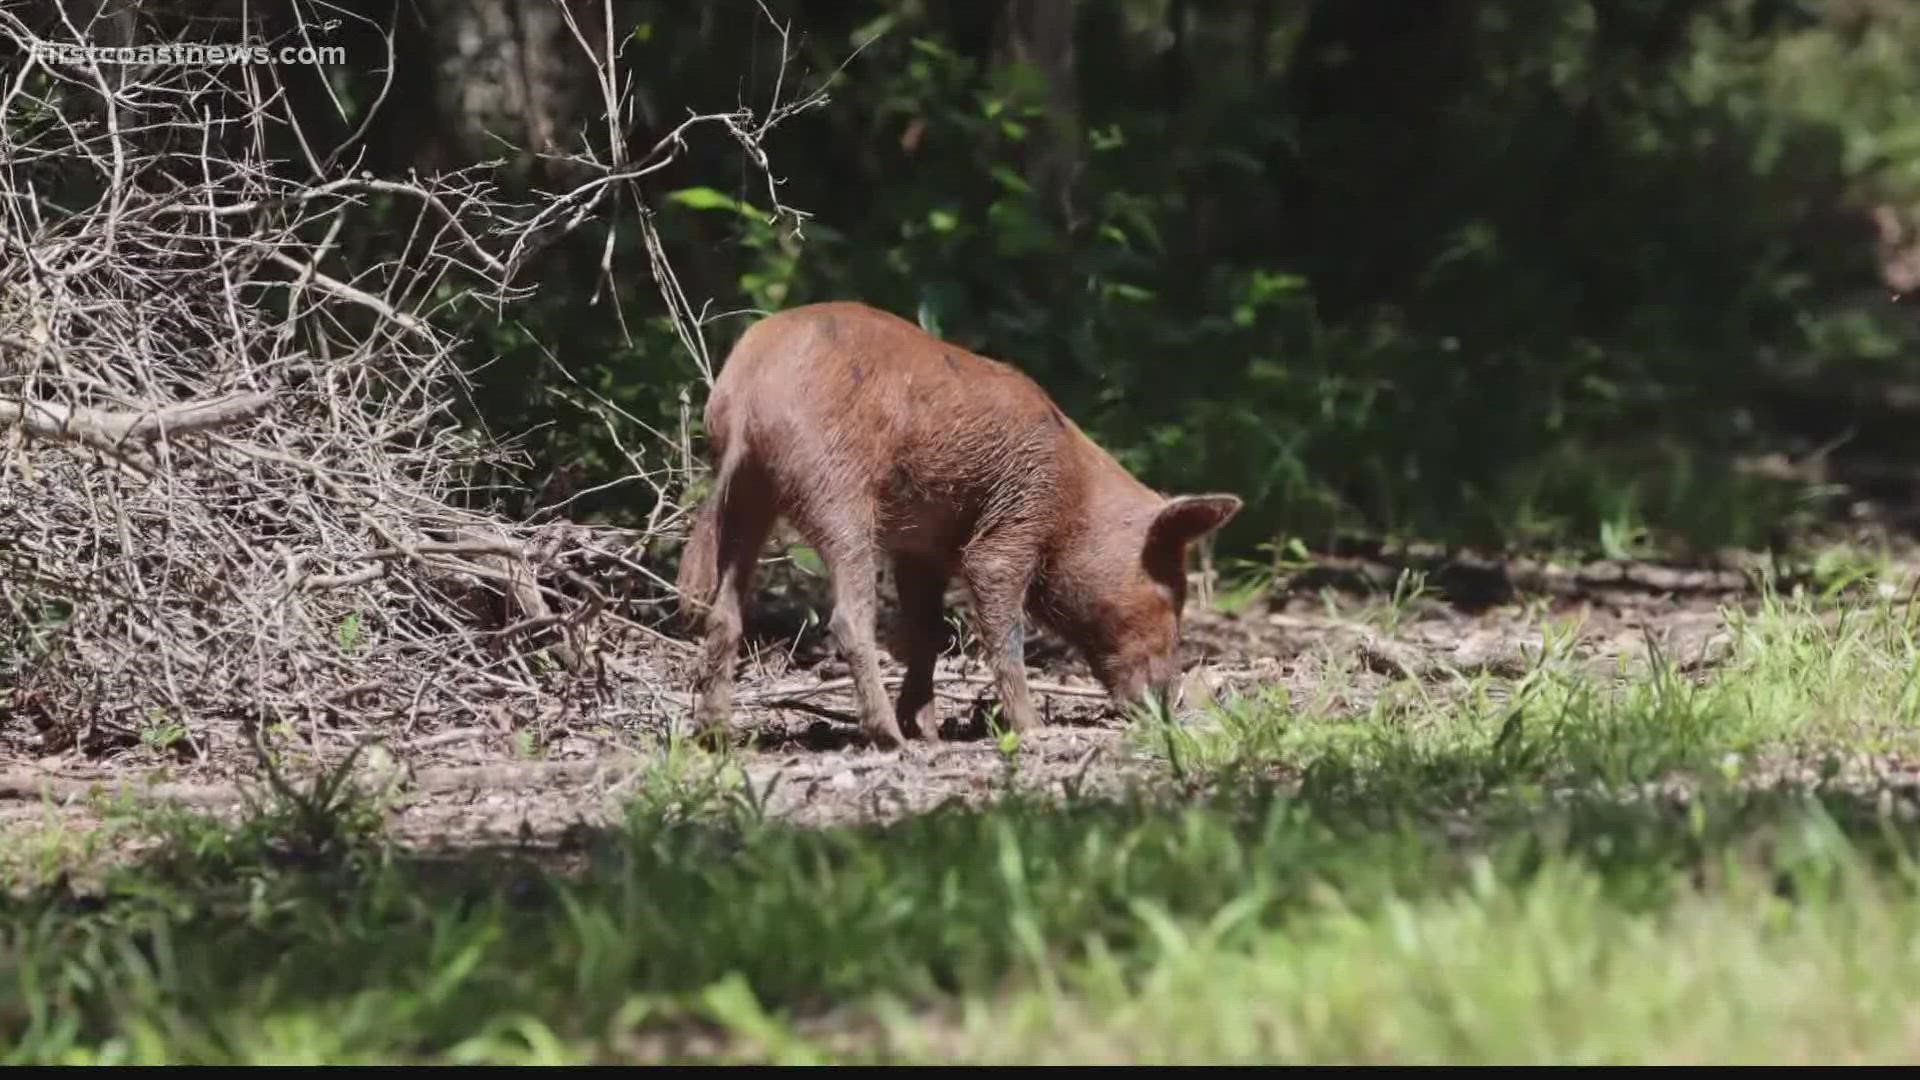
[{"xmin": 0, "ymin": 550, "xmax": 1791, "ymax": 865}]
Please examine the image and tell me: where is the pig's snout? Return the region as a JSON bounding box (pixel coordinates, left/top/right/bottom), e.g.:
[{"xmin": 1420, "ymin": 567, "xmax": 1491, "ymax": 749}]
[{"xmin": 1110, "ymin": 657, "xmax": 1177, "ymax": 717}]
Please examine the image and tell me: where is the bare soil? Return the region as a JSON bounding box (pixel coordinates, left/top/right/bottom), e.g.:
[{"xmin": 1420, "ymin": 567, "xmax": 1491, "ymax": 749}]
[{"xmin": 0, "ymin": 552, "xmax": 1788, "ymax": 867}]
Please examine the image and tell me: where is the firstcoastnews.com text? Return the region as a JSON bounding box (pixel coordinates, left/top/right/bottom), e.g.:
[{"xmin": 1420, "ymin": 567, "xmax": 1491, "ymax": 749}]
[{"xmin": 30, "ymin": 41, "xmax": 345, "ymax": 67}]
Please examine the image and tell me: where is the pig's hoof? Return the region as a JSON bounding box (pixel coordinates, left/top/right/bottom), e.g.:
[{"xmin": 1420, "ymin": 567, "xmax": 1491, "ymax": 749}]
[
  {"xmin": 901, "ymin": 708, "xmax": 942, "ymax": 742},
  {"xmin": 862, "ymin": 717, "xmax": 908, "ymax": 750}
]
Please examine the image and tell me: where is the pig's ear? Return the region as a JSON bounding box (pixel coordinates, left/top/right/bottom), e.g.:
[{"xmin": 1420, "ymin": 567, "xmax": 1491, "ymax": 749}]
[{"xmin": 1145, "ymin": 494, "xmax": 1242, "ymax": 558}]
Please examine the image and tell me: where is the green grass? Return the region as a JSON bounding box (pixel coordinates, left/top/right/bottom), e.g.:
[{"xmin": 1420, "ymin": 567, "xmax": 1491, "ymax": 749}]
[
  {"xmin": 1161, "ymin": 585, "xmax": 1920, "ymax": 789},
  {"xmin": 6, "ymin": 589, "xmax": 1920, "ymax": 1063}
]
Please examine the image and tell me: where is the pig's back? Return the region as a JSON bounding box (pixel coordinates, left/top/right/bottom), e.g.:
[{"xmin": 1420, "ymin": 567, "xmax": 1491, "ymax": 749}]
[
  {"xmin": 717, "ymin": 303, "xmax": 1063, "ymax": 453},
  {"xmin": 710, "ymin": 303, "xmax": 1078, "ymax": 550}
]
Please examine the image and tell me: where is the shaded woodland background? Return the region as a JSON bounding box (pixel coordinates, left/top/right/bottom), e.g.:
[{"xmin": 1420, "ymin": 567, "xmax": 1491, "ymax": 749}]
[{"xmin": 27, "ymin": 0, "xmax": 1920, "ymax": 556}]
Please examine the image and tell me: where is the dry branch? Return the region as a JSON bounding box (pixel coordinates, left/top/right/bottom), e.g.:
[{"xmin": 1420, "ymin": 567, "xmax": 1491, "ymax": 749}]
[{"xmin": 0, "ymin": 391, "xmax": 274, "ymax": 446}]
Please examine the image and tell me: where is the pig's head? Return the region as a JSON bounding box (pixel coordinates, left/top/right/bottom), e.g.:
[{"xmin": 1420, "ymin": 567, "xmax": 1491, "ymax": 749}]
[{"xmin": 1041, "ymin": 492, "xmax": 1243, "ymax": 713}]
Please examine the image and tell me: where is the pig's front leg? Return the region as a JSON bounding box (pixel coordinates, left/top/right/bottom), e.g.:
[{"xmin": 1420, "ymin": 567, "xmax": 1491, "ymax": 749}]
[{"xmin": 962, "ymin": 544, "xmax": 1041, "ymax": 735}]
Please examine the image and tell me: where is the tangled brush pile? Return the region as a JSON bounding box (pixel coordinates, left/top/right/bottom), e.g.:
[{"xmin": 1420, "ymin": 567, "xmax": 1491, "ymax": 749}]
[{"xmin": 0, "ymin": 4, "xmax": 823, "ymax": 758}]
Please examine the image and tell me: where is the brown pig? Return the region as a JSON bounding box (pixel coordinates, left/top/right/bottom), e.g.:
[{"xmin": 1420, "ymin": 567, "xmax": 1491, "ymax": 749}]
[{"xmin": 676, "ymin": 302, "xmax": 1241, "ymax": 748}]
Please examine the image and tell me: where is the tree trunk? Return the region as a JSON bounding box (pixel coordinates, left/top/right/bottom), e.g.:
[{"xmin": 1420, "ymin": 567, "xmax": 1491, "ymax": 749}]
[{"xmin": 995, "ymin": 0, "xmax": 1082, "ymax": 226}]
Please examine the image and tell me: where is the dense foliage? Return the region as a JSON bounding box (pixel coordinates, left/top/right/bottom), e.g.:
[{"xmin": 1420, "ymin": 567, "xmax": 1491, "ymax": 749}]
[{"xmin": 47, "ymin": 1, "xmax": 1920, "ymax": 553}]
